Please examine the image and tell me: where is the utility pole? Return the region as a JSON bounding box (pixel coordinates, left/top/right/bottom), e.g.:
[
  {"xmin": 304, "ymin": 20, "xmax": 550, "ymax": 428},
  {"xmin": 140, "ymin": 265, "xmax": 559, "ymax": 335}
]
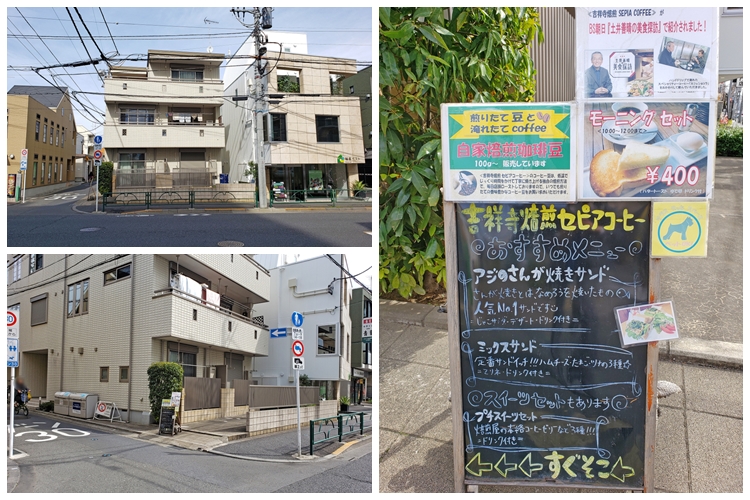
[{"xmin": 231, "ymin": 7, "xmax": 273, "ymax": 209}]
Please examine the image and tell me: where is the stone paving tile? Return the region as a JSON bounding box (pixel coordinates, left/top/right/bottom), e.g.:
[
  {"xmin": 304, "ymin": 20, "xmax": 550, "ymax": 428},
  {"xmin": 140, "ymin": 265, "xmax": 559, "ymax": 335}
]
[
  {"xmin": 379, "ymin": 435, "xmax": 454, "ymax": 493},
  {"xmin": 655, "ymin": 406, "xmax": 689, "ymax": 492},
  {"xmin": 686, "ymin": 411, "xmax": 743, "ymax": 492},
  {"xmin": 683, "ymin": 364, "xmax": 743, "ymax": 418},
  {"xmin": 381, "ymin": 325, "xmax": 449, "ymax": 368}
]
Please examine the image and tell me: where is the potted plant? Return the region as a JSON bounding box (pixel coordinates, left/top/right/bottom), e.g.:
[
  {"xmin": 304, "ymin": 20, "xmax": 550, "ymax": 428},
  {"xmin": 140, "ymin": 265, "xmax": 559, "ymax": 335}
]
[
  {"xmin": 351, "ymin": 180, "xmax": 367, "ymax": 199},
  {"xmin": 339, "ymin": 396, "xmax": 351, "ymax": 413}
]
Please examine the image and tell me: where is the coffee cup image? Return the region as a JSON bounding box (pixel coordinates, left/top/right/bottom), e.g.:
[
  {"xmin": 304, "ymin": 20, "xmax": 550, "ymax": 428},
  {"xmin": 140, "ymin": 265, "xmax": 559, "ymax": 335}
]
[{"xmin": 453, "ymin": 171, "xmax": 477, "ymax": 196}]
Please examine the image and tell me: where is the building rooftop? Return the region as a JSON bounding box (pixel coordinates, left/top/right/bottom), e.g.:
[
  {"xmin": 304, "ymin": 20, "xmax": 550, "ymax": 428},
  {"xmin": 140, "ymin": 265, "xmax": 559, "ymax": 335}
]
[{"xmin": 7, "ymin": 85, "xmax": 67, "ymax": 109}]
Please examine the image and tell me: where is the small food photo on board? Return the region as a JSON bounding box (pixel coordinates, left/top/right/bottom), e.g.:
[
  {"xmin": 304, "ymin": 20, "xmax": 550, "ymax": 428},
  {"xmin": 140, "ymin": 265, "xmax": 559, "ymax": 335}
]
[{"xmin": 615, "ymin": 301, "xmax": 679, "ymax": 347}]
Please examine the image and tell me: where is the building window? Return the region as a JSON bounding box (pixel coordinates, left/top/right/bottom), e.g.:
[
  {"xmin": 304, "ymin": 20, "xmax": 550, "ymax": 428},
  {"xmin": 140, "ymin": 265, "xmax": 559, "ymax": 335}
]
[
  {"xmin": 120, "ymin": 108, "xmax": 155, "ymax": 125},
  {"xmin": 162, "ymin": 129, "xmax": 167, "ymax": 136},
  {"xmin": 349, "ymin": 85, "xmax": 355, "ymax": 95},
  {"xmin": 330, "ymin": 74, "xmax": 345, "ymax": 95},
  {"xmin": 256, "ymin": 271, "xmax": 259, "ymax": 279},
  {"xmin": 100, "ymin": 367, "xmax": 109, "ymax": 383},
  {"xmin": 228, "ymin": 321, "xmax": 233, "ymax": 332},
  {"xmin": 119, "ymin": 152, "xmax": 145, "ymax": 169},
  {"xmin": 254, "ymin": 330, "xmax": 257, "ymax": 339},
  {"xmin": 270, "ymin": 113, "xmax": 287, "ymax": 142},
  {"xmin": 61, "ymin": 130, "xmax": 65, "ymax": 147},
  {"xmin": 29, "ymin": 254, "xmax": 44, "ymax": 274},
  {"xmin": 41, "ymin": 163, "xmax": 45, "ymax": 184},
  {"xmin": 104, "ymin": 263, "xmax": 131, "ymax": 285},
  {"xmin": 199, "ymin": 129, "xmax": 204, "ymax": 137},
  {"xmin": 199, "ymin": 86, "xmax": 203, "ymax": 93},
  {"xmin": 32, "ymin": 162, "xmax": 38, "ymax": 186},
  {"xmin": 277, "ymin": 70, "xmax": 300, "ymax": 93},
  {"xmin": 35, "ymin": 120, "xmax": 40, "ymax": 141},
  {"xmin": 168, "ymin": 350, "xmax": 197, "ymax": 377},
  {"xmin": 317, "ymin": 325, "xmax": 337, "ymax": 355},
  {"xmin": 363, "ymin": 297, "xmax": 372, "ymax": 318},
  {"xmin": 193, "ymin": 309, "xmax": 197, "ymax": 321},
  {"xmin": 315, "ymin": 115, "xmax": 340, "ymax": 143},
  {"xmin": 67, "ymin": 279, "xmax": 90, "ymax": 317},
  {"xmin": 56, "ymin": 129, "xmax": 59, "ymax": 146},
  {"xmin": 123, "ymin": 83, "xmax": 127, "ymax": 90},
  {"xmin": 119, "ymin": 366, "xmax": 129, "ymax": 383},
  {"xmin": 10, "ymin": 258, "xmax": 22, "ymax": 283},
  {"xmin": 122, "ymin": 129, "xmax": 127, "ymax": 136},
  {"xmin": 43, "ymin": 124, "xmax": 47, "ymax": 142},
  {"xmin": 171, "ymin": 69, "xmax": 203, "ymax": 81},
  {"xmin": 30, "ymin": 293, "xmax": 48, "ymax": 326}
]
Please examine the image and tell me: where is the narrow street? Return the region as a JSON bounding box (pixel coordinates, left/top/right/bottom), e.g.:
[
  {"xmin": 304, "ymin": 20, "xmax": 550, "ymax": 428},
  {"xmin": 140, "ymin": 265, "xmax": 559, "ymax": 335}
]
[{"xmin": 8, "ymin": 411, "xmax": 371, "ymax": 493}]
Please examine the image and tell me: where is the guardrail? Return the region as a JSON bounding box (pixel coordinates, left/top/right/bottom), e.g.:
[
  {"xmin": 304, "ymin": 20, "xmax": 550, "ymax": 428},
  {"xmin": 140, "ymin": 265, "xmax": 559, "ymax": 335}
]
[
  {"xmin": 308, "ymin": 412, "xmax": 371, "ymax": 455},
  {"xmin": 102, "ymin": 190, "xmax": 258, "ymax": 211}
]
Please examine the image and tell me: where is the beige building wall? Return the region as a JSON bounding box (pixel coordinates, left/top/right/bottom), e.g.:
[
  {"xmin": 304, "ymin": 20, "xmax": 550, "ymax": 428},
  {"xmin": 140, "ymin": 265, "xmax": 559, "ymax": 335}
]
[{"xmin": 7, "ymin": 94, "xmax": 77, "ymax": 188}]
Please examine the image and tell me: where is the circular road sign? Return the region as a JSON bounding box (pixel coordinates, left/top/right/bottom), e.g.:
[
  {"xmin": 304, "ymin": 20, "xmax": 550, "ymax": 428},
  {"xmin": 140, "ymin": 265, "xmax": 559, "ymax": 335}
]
[
  {"xmin": 292, "ymin": 340, "xmax": 304, "ymax": 357},
  {"xmin": 21, "ymin": 149, "xmax": 28, "ymax": 156},
  {"xmin": 97, "ymin": 402, "xmax": 107, "ymax": 413},
  {"xmin": 94, "ymin": 135, "xmax": 103, "ymax": 144},
  {"xmin": 94, "ymin": 150, "xmax": 103, "ymax": 160},
  {"xmin": 291, "ymin": 311, "xmax": 303, "ymax": 327},
  {"xmin": 7, "ymin": 311, "xmax": 18, "ymax": 327}
]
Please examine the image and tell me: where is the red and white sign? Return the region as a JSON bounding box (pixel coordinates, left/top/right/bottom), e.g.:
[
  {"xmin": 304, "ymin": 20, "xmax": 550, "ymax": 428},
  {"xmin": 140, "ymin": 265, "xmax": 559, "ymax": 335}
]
[
  {"xmin": 363, "ymin": 317, "xmax": 372, "ymax": 338},
  {"xmin": 94, "ymin": 150, "xmax": 103, "ymax": 160},
  {"xmin": 21, "ymin": 149, "xmax": 28, "ymax": 157},
  {"xmin": 292, "ymin": 340, "xmax": 304, "ymax": 357},
  {"xmin": 7, "ymin": 306, "xmax": 20, "ymax": 339}
]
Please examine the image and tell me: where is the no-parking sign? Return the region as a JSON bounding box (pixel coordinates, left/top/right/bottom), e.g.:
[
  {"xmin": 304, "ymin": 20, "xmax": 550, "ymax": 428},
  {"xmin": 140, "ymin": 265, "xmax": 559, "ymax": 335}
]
[{"xmin": 292, "ymin": 340, "xmax": 304, "ymax": 357}]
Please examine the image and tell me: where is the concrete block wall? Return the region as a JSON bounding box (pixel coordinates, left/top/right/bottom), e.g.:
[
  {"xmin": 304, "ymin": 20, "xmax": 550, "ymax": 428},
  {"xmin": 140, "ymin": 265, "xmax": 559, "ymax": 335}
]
[{"xmin": 245, "ymin": 399, "xmax": 337, "ymax": 435}]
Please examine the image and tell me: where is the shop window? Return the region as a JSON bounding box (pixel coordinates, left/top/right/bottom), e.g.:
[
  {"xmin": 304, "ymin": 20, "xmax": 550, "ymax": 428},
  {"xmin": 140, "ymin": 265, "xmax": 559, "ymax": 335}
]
[
  {"xmin": 30, "ymin": 293, "xmax": 48, "ymax": 326},
  {"xmin": 317, "ymin": 325, "xmax": 337, "ymax": 355},
  {"xmin": 104, "ymin": 263, "xmax": 131, "ymax": 285},
  {"xmin": 315, "ymin": 115, "xmax": 340, "ymax": 142},
  {"xmin": 67, "ymin": 279, "xmax": 90, "ymax": 317}
]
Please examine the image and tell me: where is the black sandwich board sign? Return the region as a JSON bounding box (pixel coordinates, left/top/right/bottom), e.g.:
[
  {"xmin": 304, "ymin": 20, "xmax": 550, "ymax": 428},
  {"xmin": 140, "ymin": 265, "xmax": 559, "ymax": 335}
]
[
  {"xmin": 159, "ymin": 406, "xmax": 176, "ymax": 436},
  {"xmin": 444, "ymin": 201, "xmax": 659, "ymax": 492}
]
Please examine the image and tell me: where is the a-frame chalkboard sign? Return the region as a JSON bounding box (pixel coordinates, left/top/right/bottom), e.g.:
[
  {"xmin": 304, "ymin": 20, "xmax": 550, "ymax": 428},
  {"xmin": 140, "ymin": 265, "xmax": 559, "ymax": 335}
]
[{"xmin": 445, "ymin": 201, "xmax": 659, "ymax": 492}]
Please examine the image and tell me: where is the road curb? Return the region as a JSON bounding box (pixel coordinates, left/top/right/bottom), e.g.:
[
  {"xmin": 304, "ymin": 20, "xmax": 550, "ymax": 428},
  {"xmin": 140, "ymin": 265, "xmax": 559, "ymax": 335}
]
[
  {"xmin": 201, "ymin": 448, "xmax": 307, "ymax": 463},
  {"xmin": 380, "ymin": 299, "xmax": 743, "ymax": 368}
]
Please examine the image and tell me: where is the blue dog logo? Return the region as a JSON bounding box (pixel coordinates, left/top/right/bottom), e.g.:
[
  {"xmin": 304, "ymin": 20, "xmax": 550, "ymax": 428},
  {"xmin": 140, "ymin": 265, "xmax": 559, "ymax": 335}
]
[{"xmin": 662, "ymin": 217, "xmax": 694, "ymax": 240}]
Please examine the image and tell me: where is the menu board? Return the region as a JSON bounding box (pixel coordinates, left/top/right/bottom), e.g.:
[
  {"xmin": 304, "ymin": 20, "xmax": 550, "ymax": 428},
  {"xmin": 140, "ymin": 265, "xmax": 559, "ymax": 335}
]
[
  {"xmin": 455, "ymin": 201, "xmax": 651, "ymax": 488},
  {"xmin": 441, "ymin": 103, "xmax": 575, "ymax": 203},
  {"xmin": 159, "ymin": 406, "xmax": 175, "ymax": 435}
]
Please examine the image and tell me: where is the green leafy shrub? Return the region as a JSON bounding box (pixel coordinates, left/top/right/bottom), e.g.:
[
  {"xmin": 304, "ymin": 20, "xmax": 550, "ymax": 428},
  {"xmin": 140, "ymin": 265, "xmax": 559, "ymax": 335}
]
[
  {"xmin": 716, "ymin": 125, "xmax": 743, "ymax": 157},
  {"xmin": 379, "ymin": 7, "xmax": 542, "ymax": 298},
  {"xmin": 98, "ymin": 161, "xmax": 114, "ymax": 194},
  {"xmin": 147, "ymin": 362, "xmax": 183, "ymax": 423},
  {"xmin": 39, "ymin": 400, "xmax": 54, "ymax": 412}
]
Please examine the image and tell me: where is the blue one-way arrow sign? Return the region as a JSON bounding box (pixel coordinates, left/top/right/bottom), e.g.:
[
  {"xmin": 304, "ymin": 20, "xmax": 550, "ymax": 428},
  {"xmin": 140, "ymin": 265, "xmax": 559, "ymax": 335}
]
[{"xmin": 270, "ymin": 328, "xmax": 287, "ymax": 338}]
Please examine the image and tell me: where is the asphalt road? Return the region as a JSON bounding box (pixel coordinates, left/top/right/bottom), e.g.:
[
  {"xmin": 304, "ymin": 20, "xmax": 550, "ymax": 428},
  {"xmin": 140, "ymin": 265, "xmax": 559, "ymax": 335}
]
[
  {"xmin": 8, "ymin": 411, "xmax": 372, "ymax": 493},
  {"xmin": 7, "ymin": 184, "xmax": 372, "ymax": 247}
]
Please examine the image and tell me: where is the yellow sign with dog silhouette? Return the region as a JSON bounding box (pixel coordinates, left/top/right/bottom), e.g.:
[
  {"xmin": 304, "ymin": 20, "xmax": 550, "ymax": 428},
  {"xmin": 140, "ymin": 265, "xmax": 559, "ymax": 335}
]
[{"xmin": 651, "ymin": 202, "xmax": 708, "ymax": 257}]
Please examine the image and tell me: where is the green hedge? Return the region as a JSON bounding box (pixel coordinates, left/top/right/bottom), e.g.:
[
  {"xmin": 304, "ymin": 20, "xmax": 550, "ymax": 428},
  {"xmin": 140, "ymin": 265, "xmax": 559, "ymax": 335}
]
[
  {"xmin": 147, "ymin": 362, "xmax": 183, "ymax": 423},
  {"xmin": 716, "ymin": 125, "xmax": 743, "ymax": 157},
  {"xmin": 97, "ymin": 161, "xmax": 114, "ymax": 194}
]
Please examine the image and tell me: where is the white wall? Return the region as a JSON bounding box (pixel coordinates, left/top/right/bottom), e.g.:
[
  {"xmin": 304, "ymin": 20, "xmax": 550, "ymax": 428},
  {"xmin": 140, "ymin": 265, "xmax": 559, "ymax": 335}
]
[
  {"xmin": 719, "ymin": 11, "xmax": 743, "ymax": 81},
  {"xmin": 253, "ymin": 255, "xmax": 351, "ymax": 387}
]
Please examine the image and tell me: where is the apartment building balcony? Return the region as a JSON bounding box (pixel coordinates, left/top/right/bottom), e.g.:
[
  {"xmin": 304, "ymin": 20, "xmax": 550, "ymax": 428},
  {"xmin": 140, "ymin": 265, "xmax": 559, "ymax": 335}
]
[
  {"xmin": 103, "ymin": 122, "xmax": 225, "ymax": 149},
  {"xmin": 104, "ymin": 78, "xmax": 224, "ymax": 105},
  {"xmin": 152, "ymin": 287, "xmax": 269, "ymax": 357}
]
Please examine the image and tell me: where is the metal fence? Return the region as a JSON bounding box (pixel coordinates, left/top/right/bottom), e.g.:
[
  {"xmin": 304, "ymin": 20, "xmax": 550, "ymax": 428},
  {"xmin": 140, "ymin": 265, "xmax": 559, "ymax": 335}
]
[
  {"xmin": 233, "ymin": 379, "xmax": 251, "ymax": 406},
  {"xmin": 183, "ymin": 377, "xmax": 221, "ymax": 410},
  {"xmin": 247, "ymin": 385, "xmax": 318, "ymax": 409},
  {"xmin": 114, "ymin": 169, "xmax": 213, "ymax": 189}
]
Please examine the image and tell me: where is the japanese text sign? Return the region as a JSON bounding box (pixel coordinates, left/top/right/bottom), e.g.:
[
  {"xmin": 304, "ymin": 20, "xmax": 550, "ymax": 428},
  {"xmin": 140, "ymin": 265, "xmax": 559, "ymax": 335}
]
[{"xmin": 441, "ymin": 103, "xmax": 576, "ymax": 202}]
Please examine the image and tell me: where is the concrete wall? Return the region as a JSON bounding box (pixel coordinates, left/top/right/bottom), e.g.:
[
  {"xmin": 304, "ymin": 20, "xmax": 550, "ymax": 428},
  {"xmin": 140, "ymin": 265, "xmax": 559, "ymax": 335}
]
[{"xmin": 246, "ymin": 400, "xmax": 337, "ymax": 436}]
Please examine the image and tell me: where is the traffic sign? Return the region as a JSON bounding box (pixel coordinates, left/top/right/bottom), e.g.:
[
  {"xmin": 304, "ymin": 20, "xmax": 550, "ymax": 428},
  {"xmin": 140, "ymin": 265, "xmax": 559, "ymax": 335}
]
[
  {"xmin": 291, "ymin": 327, "xmax": 303, "ymax": 341},
  {"xmin": 292, "ymin": 311, "xmax": 303, "ymax": 327},
  {"xmin": 21, "ymin": 149, "xmax": 28, "ymax": 157},
  {"xmin": 94, "ymin": 135, "xmax": 103, "ymax": 145},
  {"xmin": 8, "ymin": 306, "xmax": 19, "ymax": 338},
  {"xmin": 94, "ymin": 150, "xmax": 103, "ymax": 160},
  {"xmin": 20, "ymin": 161, "xmax": 27, "ymax": 171},
  {"xmin": 8, "ymin": 338, "xmax": 19, "ymax": 367},
  {"xmin": 94, "ymin": 159, "xmax": 102, "ymax": 167},
  {"xmin": 270, "ymin": 328, "xmax": 287, "ymax": 338},
  {"xmin": 292, "ymin": 340, "xmax": 304, "ymax": 357},
  {"xmin": 293, "ymin": 357, "xmax": 304, "ymax": 370}
]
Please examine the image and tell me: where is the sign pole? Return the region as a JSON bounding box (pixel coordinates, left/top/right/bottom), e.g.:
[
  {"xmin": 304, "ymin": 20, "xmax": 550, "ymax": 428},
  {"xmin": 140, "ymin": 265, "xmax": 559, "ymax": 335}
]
[
  {"xmin": 95, "ymin": 162, "xmax": 100, "ymax": 212},
  {"xmin": 9, "ymin": 367, "xmax": 15, "ymax": 458},
  {"xmin": 296, "ymin": 365, "xmax": 302, "ymax": 457},
  {"xmin": 21, "ymin": 171, "xmax": 26, "ymax": 204}
]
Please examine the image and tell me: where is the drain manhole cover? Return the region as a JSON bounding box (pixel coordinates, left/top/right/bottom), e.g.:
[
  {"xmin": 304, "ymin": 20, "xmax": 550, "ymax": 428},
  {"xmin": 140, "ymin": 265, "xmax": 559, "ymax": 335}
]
[
  {"xmin": 80, "ymin": 227, "xmax": 101, "ymax": 232},
  {"xmin": 218, "ymin": 240, "xmax": 244, "ymax": 247}
]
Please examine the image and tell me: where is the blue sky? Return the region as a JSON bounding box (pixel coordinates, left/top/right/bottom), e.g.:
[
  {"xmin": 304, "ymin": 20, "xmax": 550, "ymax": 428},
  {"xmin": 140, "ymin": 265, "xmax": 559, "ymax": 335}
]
[{"xmin": 7, "ymin": 7, "xmax": 372, "ymax": 133}]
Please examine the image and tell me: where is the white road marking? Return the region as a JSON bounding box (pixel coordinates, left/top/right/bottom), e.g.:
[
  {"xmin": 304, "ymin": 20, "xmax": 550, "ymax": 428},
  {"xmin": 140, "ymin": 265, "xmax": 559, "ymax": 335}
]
[
  {"xmin": 52, "ymin": 422, "xmax": 60, "ymax": 429},
  {"xmin": 33, "ymin": 422, "xmax": 45, "ymax": 424}
]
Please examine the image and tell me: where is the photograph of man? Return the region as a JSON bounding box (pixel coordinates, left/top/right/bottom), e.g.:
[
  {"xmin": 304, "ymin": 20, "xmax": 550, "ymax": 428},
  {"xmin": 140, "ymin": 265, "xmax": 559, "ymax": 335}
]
[
  {"xmin": 659, "ymin": 40, "xmax": 680, "ymax": 67},
  {"xmin": 691, "ymin": 49, "xmax": 706, "ymax": 71},
  {"xmin": 585, "ymin": 51, "xmax": 612, "ymax": 97}
]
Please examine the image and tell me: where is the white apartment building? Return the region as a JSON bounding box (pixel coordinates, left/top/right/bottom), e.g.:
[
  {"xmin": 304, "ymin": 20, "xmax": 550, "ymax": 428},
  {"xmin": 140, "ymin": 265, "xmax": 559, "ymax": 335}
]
[
  {"xmin": 223, "ymin": 46, "xmax": 365, "ymax": 200},
  {"xmin": 251, "ymin": 255, "xmax": 352, "ymax": 401},
  {"xmin": 7, "ymin": 254, "xmax": 270, "ymax": 424},
  {"xmin": 75, "ymin": 125, "xmax": 95, "ymax": 182},
  {"xmin": 103, "ymin": 50, "xmax": 226, "ymax": 190}
]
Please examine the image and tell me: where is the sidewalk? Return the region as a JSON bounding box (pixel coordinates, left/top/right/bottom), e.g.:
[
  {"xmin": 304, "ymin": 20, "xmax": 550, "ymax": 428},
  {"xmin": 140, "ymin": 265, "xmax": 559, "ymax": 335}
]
[{"xmin": 379, "ymin": 300, "xmax": 743, "ymax": 493}]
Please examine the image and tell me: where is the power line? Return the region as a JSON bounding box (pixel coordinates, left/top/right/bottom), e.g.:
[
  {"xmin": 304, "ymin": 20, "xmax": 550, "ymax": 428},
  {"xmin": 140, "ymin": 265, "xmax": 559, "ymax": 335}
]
[
  {"xmin": 325, "ymin": 255, "xmax": 371, "ymax": 293},
  {"xmin": 99, "ymin": 7, "xmax": 119, "ymax": 54},
  {"xmin": 74, "ymin": 7, "xmax": 109, "ymax": 61},
  {"xmin": 8, "ymin": 32, "xmax": 372, "ymax": 45}
]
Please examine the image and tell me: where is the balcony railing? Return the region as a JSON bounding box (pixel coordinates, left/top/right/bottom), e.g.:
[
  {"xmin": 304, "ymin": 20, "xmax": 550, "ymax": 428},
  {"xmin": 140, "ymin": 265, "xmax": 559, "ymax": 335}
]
[
  {"xmin": 112, "ymin": 114, "xmax": 221, "ymax": 127},
  {"xmin": 153, "ymin": 287, "xmax": 268, "ymax": 329}
]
